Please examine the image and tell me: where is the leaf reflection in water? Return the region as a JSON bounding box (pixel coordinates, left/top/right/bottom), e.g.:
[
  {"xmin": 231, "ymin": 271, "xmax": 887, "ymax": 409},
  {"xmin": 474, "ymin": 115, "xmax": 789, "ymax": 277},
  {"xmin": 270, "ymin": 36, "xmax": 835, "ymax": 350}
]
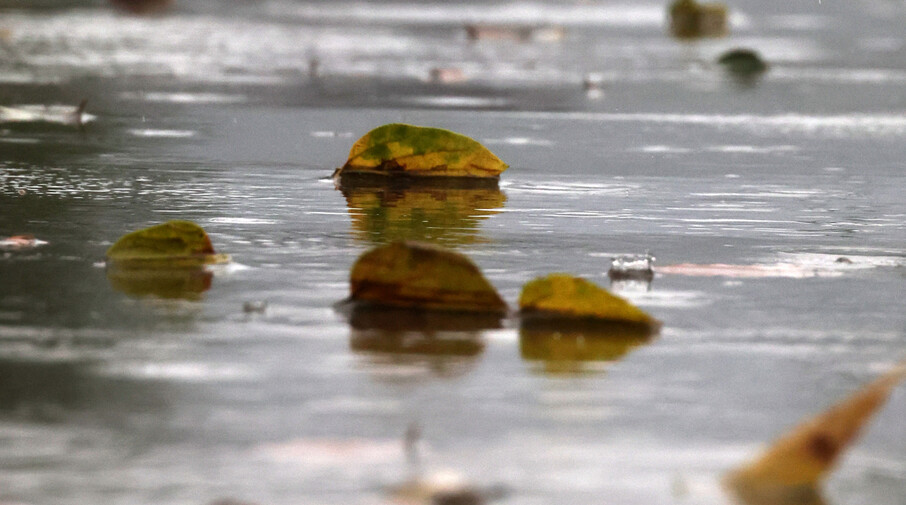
[
  {"xmin": 339, "ymin": 302, "xmax": 502, "ymax": 379},
  {"xmin": 519, "ymin": 318, "xmax": 656, "ymax": 375},
  {"xmin": 106, "ymin": 264, "xmax": 213, "ymax": 300},
  {"xmin": 338, "ymin": 178, "xmax": 506, "ymax": 245}
]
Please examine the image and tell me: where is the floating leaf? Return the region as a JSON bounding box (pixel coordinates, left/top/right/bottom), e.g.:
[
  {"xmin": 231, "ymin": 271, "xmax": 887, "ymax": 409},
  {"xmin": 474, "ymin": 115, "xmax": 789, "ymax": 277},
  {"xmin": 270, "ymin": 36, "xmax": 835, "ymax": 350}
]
[
  {"xmin": 348, "ymin": 241, "xmax": 507, "ymax": 313},
  {"xmin": 668, "ymin": 0, "xmax": 728, "ymax": 39},
  {"xmin": 518, "ymin": 274, "xmax": 660, "ymax": 330},
  {"xmin": 341, "ymin": 183, "xmax": 506, "ymax": 245},
  {"xmin": 724, "ymin": 363, "xmax": 906, "ymax": 504},
  {"xmin": 520, "ymin": 319, "xmax": 654, "ymax": 375},
  {"xmin": 106, "ymin": 220, "xmax": 229, "ymax": 268},
  {"xmin": 335, "ymin": 123, "xmax": 508, "ymax": 179}
]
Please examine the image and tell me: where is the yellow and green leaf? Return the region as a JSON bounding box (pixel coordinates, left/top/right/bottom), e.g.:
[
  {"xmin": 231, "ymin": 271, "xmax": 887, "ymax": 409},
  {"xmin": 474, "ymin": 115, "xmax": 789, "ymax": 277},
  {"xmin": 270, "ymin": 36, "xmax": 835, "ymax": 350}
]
[
  {"xmin": 106, "ymin": 220, "xmax": 229, "ymax": 268},
  {"xmin": 518, "ymin": 274, "xmax": 659, "ymax": 329},
  {"xmin": 349, "ymin": 241, "xmax": 507, "ymax": 313},
  {"xmin": 336, "ymin": 123, "xmax": 508, "ymax": 179}
]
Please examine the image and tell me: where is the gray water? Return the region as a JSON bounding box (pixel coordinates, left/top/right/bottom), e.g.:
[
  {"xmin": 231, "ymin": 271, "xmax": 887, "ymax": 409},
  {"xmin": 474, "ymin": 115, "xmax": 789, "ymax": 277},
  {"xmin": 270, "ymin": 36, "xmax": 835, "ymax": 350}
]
[{"xmin": 1, "ymin": 1, "xmax": 905, "ymax": 504}]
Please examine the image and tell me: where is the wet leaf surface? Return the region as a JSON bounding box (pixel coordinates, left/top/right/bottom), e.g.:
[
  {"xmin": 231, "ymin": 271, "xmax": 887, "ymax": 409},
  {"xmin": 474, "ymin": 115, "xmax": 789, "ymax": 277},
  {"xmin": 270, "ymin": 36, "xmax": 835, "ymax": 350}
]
[
  {"xmin": 335, "ymin": 123, "xmax": 508, "ymax": 179},
  {"xmin": 519, "ymin": 274, "xmax": 659, "ymax": 330},
  {"xmin": 106, "ymin": 220, "xmax": 228, "ymax": 268},
  {"xmin": 348, "ymin": 241, "xmax": 507, "ymax": 313}
]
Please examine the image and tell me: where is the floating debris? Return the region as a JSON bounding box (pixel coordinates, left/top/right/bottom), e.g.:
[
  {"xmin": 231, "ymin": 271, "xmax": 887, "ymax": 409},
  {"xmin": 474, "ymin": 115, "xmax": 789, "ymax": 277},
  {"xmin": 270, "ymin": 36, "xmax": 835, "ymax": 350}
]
[
  {"xmin": 0, "ymin": 235, "xmax": 47, "ymax": 251},
  {"xmin": 608, "ymin": 253, "xmax": 655, "ymax": 282},
  {"xmin": 519, "ymin": 274, "xmax": 660, "ymax": 331},
  {"xmin": 242, "ymin": 300, "xmax": 267, "ymax": 314},
  {"xmin": 429, "ymin": 67, "xmax": 468, "ymax": 84},
  {"xmin": 465, "ymin": 23, "xmax": 564, "ymax": 43},
  {"xmin": 668, "ymin": 0, "xmax": 728, "ymax": 39},
  {"xmin": 334, "ymin": 124, "xmax": 508, "ymax": 182},
  {"xmin": 718, "ymin": 48, "xmax": 769, "ymax": 84},
  {"xmin": 582, "ymin": 73, "xmax": 607, "ymax": 99},
  {"xmin": 0, "ymin": 99, "xmax": 92, "ymax": 128},
  {"xmin": 724, "ymin": 362, "xmax": 906, "ymax": 505},
  {"xmin": 346, "ymin": 241, "xmax": 507, "ymax": 314}
]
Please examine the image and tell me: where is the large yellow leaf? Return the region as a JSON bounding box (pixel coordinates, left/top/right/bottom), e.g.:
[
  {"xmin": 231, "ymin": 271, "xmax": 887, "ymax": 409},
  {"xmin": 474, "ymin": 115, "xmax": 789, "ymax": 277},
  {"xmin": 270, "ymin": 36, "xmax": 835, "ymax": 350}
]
[
  {"xmin": 724, "ymin": 363, "xmax": 906, "ymax": 504},
  {"xmin": 336, "ymin": 123, "xmax": 508, "ymax": 179},
  {"xmin": 518, "ymin": 274, "xmax": 660, "ymax": 330},
  {"xmin": 106, "ymin": 220, "xmax": 229, "ymax": 268},
  {"xmin": 349, "ymin": 241, "xmax": 507, "ymax": 313}
]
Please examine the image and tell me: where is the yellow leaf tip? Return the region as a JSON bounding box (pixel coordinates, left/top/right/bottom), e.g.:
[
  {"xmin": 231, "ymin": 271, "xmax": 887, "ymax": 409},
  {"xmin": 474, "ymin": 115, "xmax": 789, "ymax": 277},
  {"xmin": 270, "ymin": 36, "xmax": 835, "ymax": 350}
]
[{"xmin": 724, "ymin": 362, "xmax": 906, "ymax": 502}]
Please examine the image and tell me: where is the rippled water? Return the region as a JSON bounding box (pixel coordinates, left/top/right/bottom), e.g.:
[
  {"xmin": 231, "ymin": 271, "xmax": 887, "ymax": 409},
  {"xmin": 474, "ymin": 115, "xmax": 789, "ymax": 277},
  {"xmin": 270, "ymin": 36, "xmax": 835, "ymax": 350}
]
[{"xmin": 1, "ymin": 1, "xmax": 905, "ymax": 505}]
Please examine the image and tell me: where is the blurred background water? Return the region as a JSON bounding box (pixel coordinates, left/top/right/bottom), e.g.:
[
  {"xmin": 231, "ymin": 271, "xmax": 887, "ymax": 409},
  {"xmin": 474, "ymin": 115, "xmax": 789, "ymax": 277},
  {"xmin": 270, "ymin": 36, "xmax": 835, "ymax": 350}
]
[{"xmin": 0, "ymin": 1, "xmax": 905, "ymax": 504}]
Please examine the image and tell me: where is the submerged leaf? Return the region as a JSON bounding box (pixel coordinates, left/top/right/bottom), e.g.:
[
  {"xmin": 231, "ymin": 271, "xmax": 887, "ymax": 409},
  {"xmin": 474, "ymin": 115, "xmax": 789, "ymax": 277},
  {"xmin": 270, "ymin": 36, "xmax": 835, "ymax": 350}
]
[
  {"xmin": 336, "ymin": 123, "xmax": 508, "ymax": 179},
  {"xmin": 349, "ymin": 241, "xmax": 507, "ymax": 313},
  {"xmin": 106, "ymin": 220, "xmax": 229, "ymax": 267},
  {"xmin": 724, "ymin": 363, "xmax": 906, "ymax": 504},
  {"xmin": 518, "ymin": 274, "xmax": 660, "ymax": 330}
]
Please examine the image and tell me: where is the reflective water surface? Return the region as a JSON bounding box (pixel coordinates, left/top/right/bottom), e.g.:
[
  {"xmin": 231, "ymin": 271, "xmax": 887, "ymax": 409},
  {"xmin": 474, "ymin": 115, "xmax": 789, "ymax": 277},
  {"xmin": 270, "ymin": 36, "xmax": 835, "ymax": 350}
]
[{"xmin": 1, "ymin": 1, "xmax": 905, "ymax": 504}]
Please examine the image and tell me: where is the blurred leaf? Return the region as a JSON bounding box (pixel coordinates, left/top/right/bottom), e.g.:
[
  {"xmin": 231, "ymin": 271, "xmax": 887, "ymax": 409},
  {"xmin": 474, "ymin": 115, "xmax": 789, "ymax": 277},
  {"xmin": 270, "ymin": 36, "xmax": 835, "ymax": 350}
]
[
  {"xmin": 349, "ymin": 241, "xmax": 507, "ymax": 313},
  {"xmin": 106, "ymin": 220, "xmax": 228, "ymax": 268},
  {"xmin": 336, "ymin": 123, "xmax": 508, "ymax": 179},
  {"xmin": 725, "ymin": 363, "xmax": 906, "ymax": 504},
  {"xmin": 519, "ymin": 274, "xmax": 659, "ymax": 330},
  {"xmin": 668, "ymin": 0, "xmax": 728, "ymax": 39}
]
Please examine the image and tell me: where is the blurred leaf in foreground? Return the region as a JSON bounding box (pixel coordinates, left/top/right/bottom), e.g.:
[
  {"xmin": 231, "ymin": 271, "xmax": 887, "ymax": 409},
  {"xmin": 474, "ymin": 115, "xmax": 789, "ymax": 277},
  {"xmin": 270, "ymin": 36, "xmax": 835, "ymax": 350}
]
[
  {"xmin": 724, "ymin": 362, "xmax": 906, "ymax": 505},
  {"xmin": 334, "ymin": 123, "xmax": 508, "ymax": 180},
  {"xmin": 348, "ymin": 241, "xmax": 507, "ymax": 313},
  {"xmin": 519, "ymin": 274, "xmax": 660, "ymax": 331}
]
